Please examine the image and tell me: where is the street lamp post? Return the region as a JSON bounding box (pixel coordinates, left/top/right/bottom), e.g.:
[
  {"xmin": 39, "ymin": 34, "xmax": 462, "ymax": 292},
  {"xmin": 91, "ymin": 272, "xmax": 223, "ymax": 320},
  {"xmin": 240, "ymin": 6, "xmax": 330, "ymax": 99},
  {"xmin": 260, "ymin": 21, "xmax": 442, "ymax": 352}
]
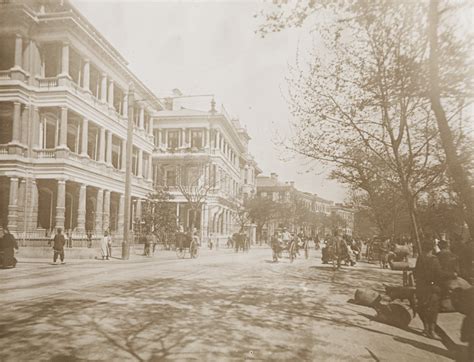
[{"xmin": 122, "ymin": 85, "xmax": 134, "ymax": 260}]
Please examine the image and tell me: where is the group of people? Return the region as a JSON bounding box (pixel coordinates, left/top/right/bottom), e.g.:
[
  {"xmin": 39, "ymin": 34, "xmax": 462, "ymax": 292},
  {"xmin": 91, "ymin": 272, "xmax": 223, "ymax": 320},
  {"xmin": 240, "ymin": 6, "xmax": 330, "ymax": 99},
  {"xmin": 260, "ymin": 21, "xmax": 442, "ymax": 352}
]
[
  {"xmin": 270, "ymin": 228, "xmax": 310, "ymax": 258},
  {"xmin": 320, "ymin": 234, "xmax": 361, "ymax": 267},
  {"xmin": 414, "ymin": 238, "xmax": 473, "ymax": 355}
]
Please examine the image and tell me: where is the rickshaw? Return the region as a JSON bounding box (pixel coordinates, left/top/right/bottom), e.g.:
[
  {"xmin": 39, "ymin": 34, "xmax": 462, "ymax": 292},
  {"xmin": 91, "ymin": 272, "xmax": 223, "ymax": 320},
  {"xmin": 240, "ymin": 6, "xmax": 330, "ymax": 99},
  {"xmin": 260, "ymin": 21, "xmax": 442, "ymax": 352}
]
[
  {"xmin": 271, "ymin": 235, "xmax": 298, "ymax": 262},
  {"xmin": 175, "ymin": 232, "xmax": 199, "ymax": 259}
]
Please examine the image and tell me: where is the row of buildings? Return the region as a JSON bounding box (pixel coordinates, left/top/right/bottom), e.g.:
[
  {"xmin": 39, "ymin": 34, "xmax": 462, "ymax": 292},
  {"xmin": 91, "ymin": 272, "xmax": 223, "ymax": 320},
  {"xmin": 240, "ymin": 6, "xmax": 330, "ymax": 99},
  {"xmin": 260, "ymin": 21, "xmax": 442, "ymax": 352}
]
[
  {"xmin": 255, "ymin": 173, "xmax": 355, "ymax": 239},
  {"xmin": 0, "ymin": 0, "xmax": 261, "ymax": 245},
  {"xmin": 0, "ymin": 0, "xmax": 352, "ymax": 246}
]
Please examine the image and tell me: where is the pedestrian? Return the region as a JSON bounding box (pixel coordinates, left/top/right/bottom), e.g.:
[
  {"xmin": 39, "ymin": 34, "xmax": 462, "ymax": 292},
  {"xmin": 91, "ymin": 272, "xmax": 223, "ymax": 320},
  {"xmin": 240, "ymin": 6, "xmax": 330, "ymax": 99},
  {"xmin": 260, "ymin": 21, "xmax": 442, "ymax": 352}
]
[
  {"xmin": 151, "ymin": 232, "xmax": 157, "ymax": 255},
  {"xmin": 100, "ymin": 230, "xmax": 110, "ymax": 260},
  {"xmin": 0, "ymin": 226, "xmax": 18, "ymax": 268},
  {"xmin": 107, "ymin": 231, "xmax": 113, "ymax": 259},
  {"xmin": 145, "ymin": 233, "xmax": 152, "ymax": 257},
  {"xmin": 414, "ymin": 239, "xmax": 443, "ymax": 338},
  {"xmin": 67, "ymin": 231, "xmax": 73, "ymax": 248},
  {"xmin": 50, "ymin": 228, "xmax": 66, "ymax": 264},
  {"xmin": 457, "ymin": 239, "xmax": 473, "ymax": 284},
  {"xmin": 86, "ymin": 231, "xmax": 92, "ymax": 248}
]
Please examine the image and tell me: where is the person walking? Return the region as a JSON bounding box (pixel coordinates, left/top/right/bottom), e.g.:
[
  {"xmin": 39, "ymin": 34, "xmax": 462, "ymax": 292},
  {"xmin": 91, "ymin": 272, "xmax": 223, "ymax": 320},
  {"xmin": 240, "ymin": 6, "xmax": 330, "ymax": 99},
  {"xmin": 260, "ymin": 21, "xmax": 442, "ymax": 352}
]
[
  {"xmin": 100, "ymin": 230, "xmax": 110, "ymax": 260},
  {"xmin": 107, "ymin": 231, "xmax": 113, "ymax": 259},
  {"xmin": 50, "ymin": 228, "xmax": 66, "ymax": 264},
  {"xmin": 414, "ymin": 239, "xmax": 443, "ymax": 338},
  {"xmin": 0, "ymin": 227, "xmax": 18, "ymax": 268}
]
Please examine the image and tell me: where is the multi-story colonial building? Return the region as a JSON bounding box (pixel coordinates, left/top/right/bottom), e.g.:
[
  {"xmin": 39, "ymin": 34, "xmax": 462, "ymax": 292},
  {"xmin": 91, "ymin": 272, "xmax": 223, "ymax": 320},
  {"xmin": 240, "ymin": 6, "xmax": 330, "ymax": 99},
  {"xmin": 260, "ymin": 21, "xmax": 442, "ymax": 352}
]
[
  {"xmin": 0, "ymin": 0, "xmax": 160, "ymax": 243},
  {"xmin": 256, "ymin": 173, "xmax": 354, "ymax": 238},
  {"xmin": 152, "ymin": 94, "xmax": 261, "ymax": 242}
]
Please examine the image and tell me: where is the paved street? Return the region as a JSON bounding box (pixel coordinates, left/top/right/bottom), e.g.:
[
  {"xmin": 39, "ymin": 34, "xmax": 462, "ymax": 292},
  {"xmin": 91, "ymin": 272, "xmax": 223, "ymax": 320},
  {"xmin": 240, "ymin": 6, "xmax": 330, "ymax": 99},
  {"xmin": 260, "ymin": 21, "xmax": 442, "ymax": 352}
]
[{"xmin": 0, "ymin": 247, "xmax": 457, "ymax": 361}]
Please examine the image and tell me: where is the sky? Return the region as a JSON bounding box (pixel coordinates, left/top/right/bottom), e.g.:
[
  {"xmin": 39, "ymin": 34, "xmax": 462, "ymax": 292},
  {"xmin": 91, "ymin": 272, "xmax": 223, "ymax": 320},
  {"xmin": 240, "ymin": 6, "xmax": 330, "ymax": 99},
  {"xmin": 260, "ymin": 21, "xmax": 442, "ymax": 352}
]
[{"xmin": 73, "ymin": 0, "xmax": 347, "ymax": 202}]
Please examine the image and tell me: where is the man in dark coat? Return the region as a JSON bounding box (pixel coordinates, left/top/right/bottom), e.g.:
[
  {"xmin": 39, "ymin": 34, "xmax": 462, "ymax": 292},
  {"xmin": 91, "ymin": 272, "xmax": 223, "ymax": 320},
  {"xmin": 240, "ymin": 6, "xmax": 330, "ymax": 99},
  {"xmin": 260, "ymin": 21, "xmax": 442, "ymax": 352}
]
[
  {"xmin": 50, "ymin": 228, "xmax": 66, "ymax": 264},
  {"xmin": 414, "ymin": 240, "xmax": 443, "ymax": 338},
  {"xmin": 437, "ymin": 240, "xmax": 460, "ymax": 279},
  {"xmin": 0, "ymin": 227, "xmax": 18, "ymax": 268}
]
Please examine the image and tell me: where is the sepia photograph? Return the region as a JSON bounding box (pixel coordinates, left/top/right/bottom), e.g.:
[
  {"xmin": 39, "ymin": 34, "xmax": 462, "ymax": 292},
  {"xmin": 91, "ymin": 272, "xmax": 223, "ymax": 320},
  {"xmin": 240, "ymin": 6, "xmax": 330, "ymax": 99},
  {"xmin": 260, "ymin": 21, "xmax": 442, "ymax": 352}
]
[{"xmin": 0, "ymin": 0, "xmax": 473, "ymax": 360}]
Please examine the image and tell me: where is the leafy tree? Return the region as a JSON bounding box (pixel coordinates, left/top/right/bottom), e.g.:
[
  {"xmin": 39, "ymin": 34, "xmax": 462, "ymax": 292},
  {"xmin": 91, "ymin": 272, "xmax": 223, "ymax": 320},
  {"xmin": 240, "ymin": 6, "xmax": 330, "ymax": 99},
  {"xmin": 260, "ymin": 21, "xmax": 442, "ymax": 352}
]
[
  {"xmin": 246, "ymin": 197, "xmax": 280, "ymax": 241},
  {"xmin": 142, "ymin": 188, "xmax": 178, "ymax": 247}
]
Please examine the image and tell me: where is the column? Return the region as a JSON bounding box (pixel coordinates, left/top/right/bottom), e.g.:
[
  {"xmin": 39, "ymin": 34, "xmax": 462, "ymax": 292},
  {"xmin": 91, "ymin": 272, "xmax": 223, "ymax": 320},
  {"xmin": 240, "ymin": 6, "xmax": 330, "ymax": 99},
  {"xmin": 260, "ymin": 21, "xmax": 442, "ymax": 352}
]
[
  {"xmin": 148, "ymin": 117, "xmax": 153, "ymax": 136},
  {"xmin": 100, "ymin": 73, "xmax": 107, "ymax": 102},
  {"xmin": 30, "ymin": 179, "xmax": 38, "ymax": 230},
  {"xmin": 205, "ymin": 128, "xmax": 210, "ymax": 148},
  {"xmin": 137, "ymin": 149, "xmax": 143, "ymax": 177},
  {"xmin": 136, "ymin": 199, "xmax": 142, "ymax": 221},
  {"xmin": 117, "ymin": 194, "xmax": 124, "ymax": 235},
  {"xmin": 147, "ymin": 154, "xmax": 153, "ymax": 182},
  {"xmin": 82, "ymin": 59, "xmax": 90, "ymax": 91},
  {"xmin": 21, "ymin": 105, "xmax": 29, "ymax": 145},
  {"xmin": 215, "ymin": 131, "xmax": 220, "ymax": 150},
  {"xmin": 98, "ymin": 127, "xmax": 105, "ymax": 162},
  {"xmin": 7, "ymin": 177, "xmax": 19, "ymax": 231},
  {"xmin": 11, "ymin": 102, "xmax": 21, "ymax": 144},
  {"xmin": 181, "ymin": 128, "xmax": 186, "ymax": 147},
  {"xmin": 80, "ymin": 118, "xmax": 88, "ymax": 156},
  {"xmin": 60, "ymin": 42, "xmax": 69, "ymax": 76},
  {"xmin": 139, "ymin": 106, "xmax": 144, "ymax": 129},
  {"xmin": 95, "ymin": 188, "xmax": 103, "ymax": 233},
  {"xmin": 77, "ymin": 184, "xmax": 86, "ymax": 232},
  {"xmin": 103, "ymin": 190, "xmax": 110, "ymax": 231},
  {"xmin": 13, "ymin": 34, "xmax": 22, "ymax": 69},
  {"xmin": 55, "ymin": 180, "xmax": 66, "ymax": 230},
  {"xmin": 108, "ymin": 80, "xmax": 114, "ymax": 107},
  {"xmin": 122, "ymin": 93, "xmax": 128, "ymax": 117},
  {"xmin": 32, "ymin": 106, "xmax": 40, "ymax": 149},
  {"xmin": 158, "ymin": 129, "xmax": 162, "ymax": 148},
  {"xmin": 106, "ymin": 130, "xmax": 112, "ymax": 165},
  {"xmin": 58, "ymin": 107, "xmax": 68, "ymax": 148},
  {"xmin": 121, "ymin": 138, "xmax": 126, "ymax": 170}
]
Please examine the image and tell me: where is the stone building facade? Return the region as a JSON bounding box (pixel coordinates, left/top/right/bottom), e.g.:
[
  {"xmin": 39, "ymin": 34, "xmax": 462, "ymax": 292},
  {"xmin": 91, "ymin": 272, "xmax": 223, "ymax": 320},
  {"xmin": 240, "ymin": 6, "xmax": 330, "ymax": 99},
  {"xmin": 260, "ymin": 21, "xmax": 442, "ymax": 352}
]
[
  {"xmin": 152, "ymin": 95, "xmax": 261, "ymax": 243},
  {"xmin": 0, "ymin": 0, "xmax": 159, "ymax": 243},
  {"xmin": 0, "ymin": 0, "xmax": 261, "ymax": 246}
]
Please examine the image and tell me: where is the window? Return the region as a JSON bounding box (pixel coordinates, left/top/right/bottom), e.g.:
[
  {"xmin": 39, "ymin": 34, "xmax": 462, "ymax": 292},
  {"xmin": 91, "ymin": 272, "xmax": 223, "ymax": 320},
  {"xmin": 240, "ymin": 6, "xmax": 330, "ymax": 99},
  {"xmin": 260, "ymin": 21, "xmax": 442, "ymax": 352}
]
[
  {"xmin": 168, "ymin": 130, "xmax": 179, "ymax": 149},
  {"xmin": 191, "ymin": 129, "xmax": 203, "ymax": 148},
  {"xmin": 166, "ymin": 170, "xmax": 177, "ymax": 186}
]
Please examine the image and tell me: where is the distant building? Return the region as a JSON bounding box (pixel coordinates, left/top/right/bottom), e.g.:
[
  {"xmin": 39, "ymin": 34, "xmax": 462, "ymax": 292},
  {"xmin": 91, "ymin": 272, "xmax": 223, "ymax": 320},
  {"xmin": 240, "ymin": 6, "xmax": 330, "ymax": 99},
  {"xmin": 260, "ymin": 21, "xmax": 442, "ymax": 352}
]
[
  {"xmin": 256, "ymin": 173, "xmax": 354, "ymax": 239},
  {"xmin": 152, "ymin": 95, "xmax": 261, "ymax": 242}
]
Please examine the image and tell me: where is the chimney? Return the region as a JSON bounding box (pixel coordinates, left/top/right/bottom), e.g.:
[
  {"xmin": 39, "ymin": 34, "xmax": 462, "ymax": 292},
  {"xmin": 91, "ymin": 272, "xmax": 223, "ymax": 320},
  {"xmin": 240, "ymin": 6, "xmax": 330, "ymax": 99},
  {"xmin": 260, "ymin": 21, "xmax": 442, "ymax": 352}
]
[
  {"xmin": 210, "ymin": 98, "xmax": 216, "ymax": 114},
  {"xmin": 290, "ymin": 181, "xmax": 295, "ymax": 187},
  {"xmin": 164, "ymin": 97, "xmax": 173, "ymax": 111},
  {"xmin": 270, "ymin": 172, "xmax": 278, "ymax": 180}
]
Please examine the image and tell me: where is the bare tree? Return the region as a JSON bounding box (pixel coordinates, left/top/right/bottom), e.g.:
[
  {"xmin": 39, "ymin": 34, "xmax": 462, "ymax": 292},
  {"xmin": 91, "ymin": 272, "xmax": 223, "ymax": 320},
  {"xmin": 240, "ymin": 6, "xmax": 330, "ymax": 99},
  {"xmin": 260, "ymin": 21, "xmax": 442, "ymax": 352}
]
[
  {"xmin": 173, "ymin": 159, "xmax": 214, "ymax": 232},
  {"xmin": 428, "ymin": 0, "xmax": 474, "ymax": 237}
]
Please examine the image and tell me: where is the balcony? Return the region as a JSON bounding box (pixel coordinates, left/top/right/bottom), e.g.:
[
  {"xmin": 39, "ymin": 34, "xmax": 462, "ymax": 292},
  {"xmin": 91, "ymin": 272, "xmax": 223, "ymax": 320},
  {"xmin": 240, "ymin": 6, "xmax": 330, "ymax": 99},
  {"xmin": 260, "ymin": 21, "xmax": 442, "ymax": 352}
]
[{"xmin": 32, "ymin": 148, "xmax": 153, "ymax": 189}]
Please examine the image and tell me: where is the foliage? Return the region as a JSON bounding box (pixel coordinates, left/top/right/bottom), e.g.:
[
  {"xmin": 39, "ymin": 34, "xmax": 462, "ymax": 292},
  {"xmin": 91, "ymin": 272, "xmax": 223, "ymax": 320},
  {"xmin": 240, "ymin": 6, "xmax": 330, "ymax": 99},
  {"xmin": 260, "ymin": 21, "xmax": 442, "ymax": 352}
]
[{"xmin": 142, "ymin": 188, "xmax": 178, "ymax": 242}]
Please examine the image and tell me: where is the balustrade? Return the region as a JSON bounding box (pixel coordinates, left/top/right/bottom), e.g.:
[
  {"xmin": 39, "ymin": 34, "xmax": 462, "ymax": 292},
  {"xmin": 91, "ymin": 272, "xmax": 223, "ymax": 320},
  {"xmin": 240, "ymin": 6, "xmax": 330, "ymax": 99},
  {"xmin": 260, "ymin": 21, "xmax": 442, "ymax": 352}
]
[
  {"xmin": 0, "ymin": 70, "xmax": 11, "ymax": 80},
  {"xmin": 37, "ymin": 77, "xmax": 59, "ymax": 88}
]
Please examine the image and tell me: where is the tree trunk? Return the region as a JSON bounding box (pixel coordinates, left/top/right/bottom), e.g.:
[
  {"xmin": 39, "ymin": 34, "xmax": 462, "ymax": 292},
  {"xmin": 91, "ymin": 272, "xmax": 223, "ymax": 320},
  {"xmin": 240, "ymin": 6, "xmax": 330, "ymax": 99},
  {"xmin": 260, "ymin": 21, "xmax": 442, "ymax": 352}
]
[{"xmin": 428, "ymin": 0, "xmax": 474, "ymax": 239}]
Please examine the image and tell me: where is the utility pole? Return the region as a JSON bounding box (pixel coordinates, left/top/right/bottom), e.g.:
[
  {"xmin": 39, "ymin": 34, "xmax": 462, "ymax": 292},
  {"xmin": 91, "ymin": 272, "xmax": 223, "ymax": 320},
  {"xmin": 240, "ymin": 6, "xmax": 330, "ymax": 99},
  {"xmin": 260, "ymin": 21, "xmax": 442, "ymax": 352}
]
[{"xmin": 122, "ymin": 84, "xmax": 134, "ymax": 260}]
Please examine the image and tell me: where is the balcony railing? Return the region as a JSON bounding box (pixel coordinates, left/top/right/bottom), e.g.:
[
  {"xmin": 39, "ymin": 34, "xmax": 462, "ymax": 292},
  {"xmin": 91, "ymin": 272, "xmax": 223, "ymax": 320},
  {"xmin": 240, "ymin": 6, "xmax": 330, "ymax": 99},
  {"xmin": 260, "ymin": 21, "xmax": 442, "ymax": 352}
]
[
  {"xmin": 37, "ymin": 77, "xmax": 58, "ymax": 88},
  {"xmin": 0, "ymin": 70, "xmax": 11, "ymax": 80},
  {"xmin": 0, "ymin": 144, "xmax": 8, "ymax": 154},
  {"xmin": 35, "ymin": 148, "xmax": 56, "ymax": 158}
]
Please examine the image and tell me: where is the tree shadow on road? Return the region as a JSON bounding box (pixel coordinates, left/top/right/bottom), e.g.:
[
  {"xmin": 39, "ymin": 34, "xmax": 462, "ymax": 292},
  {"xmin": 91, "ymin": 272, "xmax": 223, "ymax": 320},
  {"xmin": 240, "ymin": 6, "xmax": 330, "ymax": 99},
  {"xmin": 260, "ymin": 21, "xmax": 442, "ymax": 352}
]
[{"xmin": 0, "ymin": 264, "xmax": 455, "ymax": 361}]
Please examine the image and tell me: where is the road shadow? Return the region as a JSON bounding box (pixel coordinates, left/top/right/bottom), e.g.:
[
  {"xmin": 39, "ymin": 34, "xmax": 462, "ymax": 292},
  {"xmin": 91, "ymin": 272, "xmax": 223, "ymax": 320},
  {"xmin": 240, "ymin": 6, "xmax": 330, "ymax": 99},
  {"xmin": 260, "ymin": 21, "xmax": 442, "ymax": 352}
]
[{"xmin": 0, "ymin": 261, "xmax": 454, "ymax": 361}]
